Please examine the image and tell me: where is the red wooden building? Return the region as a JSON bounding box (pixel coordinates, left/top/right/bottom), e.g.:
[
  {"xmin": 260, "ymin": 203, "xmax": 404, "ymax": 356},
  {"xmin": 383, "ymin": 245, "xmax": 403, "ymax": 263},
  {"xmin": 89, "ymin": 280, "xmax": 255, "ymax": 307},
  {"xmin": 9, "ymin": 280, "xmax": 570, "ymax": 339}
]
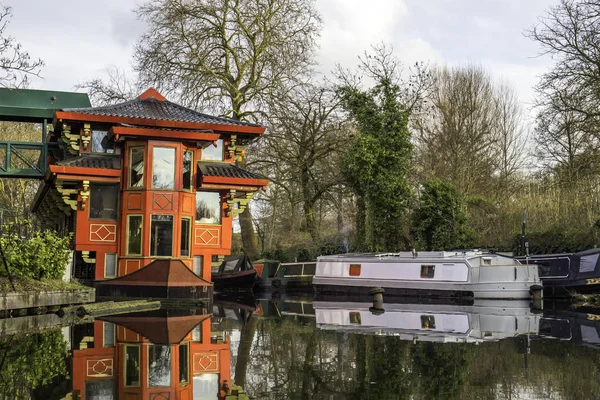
[{"xmin": 31, "ymin": 88, "xmax": 268, "ymax": 296}]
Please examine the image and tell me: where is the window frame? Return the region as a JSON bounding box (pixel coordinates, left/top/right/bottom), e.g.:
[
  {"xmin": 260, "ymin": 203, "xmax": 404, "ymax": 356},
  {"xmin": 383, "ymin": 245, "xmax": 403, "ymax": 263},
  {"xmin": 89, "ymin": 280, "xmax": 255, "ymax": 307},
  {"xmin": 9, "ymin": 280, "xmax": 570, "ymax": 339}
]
[
  {"xmin": 179, "ymin": 342, "xmax": 190, "ymax": 385},
  {"xmin": 126, "ymin": 215, "xmax": 143, "ymax": 256},
  {"xmin": 103, "ymin": 321, "xmax": 115, "ymax": 347},
  {"xmin": 151, "ymin": 146, "xmax": 177, "ymax": 190},
  {"xmin": 150, "ymin": 214, "xmax": 175, "ymax": 257},
  {"xmin": 124, "ymin": 344, "xmax": 141, "ymax": 388},
  {"xmin": 147, "ymin": 344, "xmax": 172, "ymax": 388},
  {"xmin": 104, "ymin": 253, "xmax": 117, "ymax": 278},
  {"xmin": 201, "ymin": 139, "xmax": 224, "ymax": 161},
  {"xmin": 180, "ymin": 217, "xmax": 192, "ymax": 258},
  {"xmin": 182, "ymin": 149, "xmax": 194, "ymax": 191},
  {"xmin": 195, "ymin": 191, "xmax": 222, "ymax": 225},
  {"xmin": 88, "ymin": 183, "xmax": 119, "ymax": 221},
  {"xmin": 128, "ymin": 146, "xmax": 146, "ymax": 188}
]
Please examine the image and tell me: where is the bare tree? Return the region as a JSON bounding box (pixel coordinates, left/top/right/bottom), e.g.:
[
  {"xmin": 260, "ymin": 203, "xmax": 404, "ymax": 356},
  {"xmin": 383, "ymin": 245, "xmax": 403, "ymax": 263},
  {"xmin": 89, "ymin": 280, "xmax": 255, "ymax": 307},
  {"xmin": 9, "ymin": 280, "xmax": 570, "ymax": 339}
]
[
  {"xmin": 134, "ymin": 0, "xmax": 321, "ymax": 259},
  {"xmin": 76, "ymin": 67, "xmax": 140, "ymax": 106},
  {"xmin": 0, "ymin": 5, "xmax": 43, "ymax": 88}
]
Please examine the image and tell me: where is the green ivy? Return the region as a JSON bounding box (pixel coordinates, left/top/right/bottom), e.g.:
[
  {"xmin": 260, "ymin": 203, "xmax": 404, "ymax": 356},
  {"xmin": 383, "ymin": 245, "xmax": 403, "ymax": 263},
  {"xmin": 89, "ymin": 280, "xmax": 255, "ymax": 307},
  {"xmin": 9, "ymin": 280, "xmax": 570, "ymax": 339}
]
[{"xmin": 0, "ymin": 230, "xmax": 72, "ymax": 280}]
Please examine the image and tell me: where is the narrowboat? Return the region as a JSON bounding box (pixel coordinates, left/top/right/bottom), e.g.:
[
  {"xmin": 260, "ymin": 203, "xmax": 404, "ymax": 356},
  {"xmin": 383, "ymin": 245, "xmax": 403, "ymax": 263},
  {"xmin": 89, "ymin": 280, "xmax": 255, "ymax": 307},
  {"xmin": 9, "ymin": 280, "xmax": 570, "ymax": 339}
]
[
  {"xmin": 518, "ymin": 248, "xmax": 600, "ymax": 297},
  {"xmin": 314, "ymin": 300, "xmax": 541, "ymax": 343},
  {"xmin": 212, "ymin": 254, "xmax": 258, "ymax": 291},
  {"xmin": 313, "ymin": 251, "xmax": 543, "ymax": 303}
]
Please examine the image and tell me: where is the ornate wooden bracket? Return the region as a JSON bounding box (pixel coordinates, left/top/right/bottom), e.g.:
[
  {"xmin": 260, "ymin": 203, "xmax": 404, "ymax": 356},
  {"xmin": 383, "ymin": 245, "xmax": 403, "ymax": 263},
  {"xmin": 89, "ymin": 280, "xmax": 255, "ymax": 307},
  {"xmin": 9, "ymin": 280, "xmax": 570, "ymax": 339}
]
[
  {"xmin": 81, "ymin": 124, "xmax": 91, "ymax": 151},
  {"xmin": 50, "ymin": 190, "xmax": 72, "ymax": 214},
  {"xmin": 80, "ymin": 180, "xmax": 90, "ymax": 210},
  {"xmin": 56, "ymin": 180, "xmax": 79, "ymax": 211},
  {"xmin": 225, "ymin": 189, "xmax": 254, "ymax": 218},
  {"xmin": 81, "ymin": 250, "xmax": 96, "ymax": 264},
  {"xmin": 60, "ymin": 123, "xmax": 80, "ymax": 155},
  {"xmin": 227, "ymin": 135, "xmax": 247, "ymax": 162}
]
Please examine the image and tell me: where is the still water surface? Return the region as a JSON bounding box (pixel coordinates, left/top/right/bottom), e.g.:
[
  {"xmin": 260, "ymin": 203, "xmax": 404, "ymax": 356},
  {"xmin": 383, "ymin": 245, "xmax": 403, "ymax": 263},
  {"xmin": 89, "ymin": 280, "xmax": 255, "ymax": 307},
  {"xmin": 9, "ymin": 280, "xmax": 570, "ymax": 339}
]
[{"xmin": 2, "ymin": 296, "xmax": 600, "ymax": 400}]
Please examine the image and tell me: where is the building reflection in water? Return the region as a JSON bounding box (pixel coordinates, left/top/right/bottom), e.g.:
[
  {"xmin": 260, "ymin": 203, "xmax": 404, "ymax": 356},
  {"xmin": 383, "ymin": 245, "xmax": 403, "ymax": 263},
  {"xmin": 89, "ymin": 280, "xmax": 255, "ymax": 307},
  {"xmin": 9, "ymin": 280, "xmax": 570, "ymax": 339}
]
[{"xmin": 70, "ymin": 310, "xmax": 231, "ymax": 400}]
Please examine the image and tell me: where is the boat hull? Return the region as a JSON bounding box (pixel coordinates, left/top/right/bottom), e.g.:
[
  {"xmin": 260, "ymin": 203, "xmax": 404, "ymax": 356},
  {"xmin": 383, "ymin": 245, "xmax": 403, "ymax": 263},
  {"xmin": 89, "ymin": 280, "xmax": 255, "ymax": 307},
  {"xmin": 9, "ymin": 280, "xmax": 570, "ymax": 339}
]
[{"xmin": 213, "ymin": 269, "xmax": 258, "ymax": 291}]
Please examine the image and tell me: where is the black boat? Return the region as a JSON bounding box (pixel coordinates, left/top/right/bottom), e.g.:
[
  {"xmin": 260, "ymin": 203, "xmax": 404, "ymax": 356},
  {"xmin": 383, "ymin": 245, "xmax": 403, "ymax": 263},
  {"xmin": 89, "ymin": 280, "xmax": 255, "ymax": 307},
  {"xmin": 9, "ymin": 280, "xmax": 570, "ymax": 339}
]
[
  {"xmin": 212, "ymin": 254, "xmax": 258, "ymax": 292},
  {"xmin": 518, "ymin": 248, "xmax": 600, "ymax": 297}
]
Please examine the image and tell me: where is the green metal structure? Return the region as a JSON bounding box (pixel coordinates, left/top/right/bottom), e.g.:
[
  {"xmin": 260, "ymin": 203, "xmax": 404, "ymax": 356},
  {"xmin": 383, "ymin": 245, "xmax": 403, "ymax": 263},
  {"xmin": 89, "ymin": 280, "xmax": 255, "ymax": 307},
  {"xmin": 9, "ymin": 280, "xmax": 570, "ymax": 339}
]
[{"xmin": 0, "ymin": 88, "xmax": 91, "ymax": 178}]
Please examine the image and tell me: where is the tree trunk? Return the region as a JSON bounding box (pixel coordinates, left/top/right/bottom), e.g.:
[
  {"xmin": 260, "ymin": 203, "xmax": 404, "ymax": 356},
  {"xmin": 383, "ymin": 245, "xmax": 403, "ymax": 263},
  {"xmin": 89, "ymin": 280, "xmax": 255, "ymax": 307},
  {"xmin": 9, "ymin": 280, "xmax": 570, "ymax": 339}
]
[
  {"xmin": 234, "ymin": 315, "xmax": 259, "ymax": 388},
  {"xmin": 239, "ymin": 206, "xmax": 259, "ymax": 260}
]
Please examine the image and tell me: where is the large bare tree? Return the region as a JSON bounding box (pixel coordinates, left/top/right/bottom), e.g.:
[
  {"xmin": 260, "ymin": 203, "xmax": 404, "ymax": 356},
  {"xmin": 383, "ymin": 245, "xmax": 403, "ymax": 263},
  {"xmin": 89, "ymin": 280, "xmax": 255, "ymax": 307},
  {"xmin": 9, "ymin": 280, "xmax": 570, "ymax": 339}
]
[
  {"xmin": 134, "ymin": 0, "xmax": 321, "ymax": 259},
  {"xmin": 0, "ymin": 5, "xmax": 43, "ymax": 88}
]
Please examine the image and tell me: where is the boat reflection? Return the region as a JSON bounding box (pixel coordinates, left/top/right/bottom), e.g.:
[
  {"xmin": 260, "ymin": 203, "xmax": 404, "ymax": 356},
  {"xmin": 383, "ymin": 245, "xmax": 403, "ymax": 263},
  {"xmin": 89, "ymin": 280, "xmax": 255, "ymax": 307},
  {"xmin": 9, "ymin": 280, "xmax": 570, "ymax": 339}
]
[{"xmin": 70, "ymin": 309, "xmax": 232, "ymax": 400}]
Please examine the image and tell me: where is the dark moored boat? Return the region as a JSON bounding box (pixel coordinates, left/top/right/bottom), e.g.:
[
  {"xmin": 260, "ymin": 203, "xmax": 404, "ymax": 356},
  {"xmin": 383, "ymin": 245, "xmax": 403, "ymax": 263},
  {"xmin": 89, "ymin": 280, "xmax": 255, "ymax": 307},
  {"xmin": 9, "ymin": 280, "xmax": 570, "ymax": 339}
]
[
  {"xmin": 518, "ymin": 248, "xmax": 600, "ymax": 297},
  {"xmin": 212, "ymin": 254, "xmax": 258, "ymax": 291}
]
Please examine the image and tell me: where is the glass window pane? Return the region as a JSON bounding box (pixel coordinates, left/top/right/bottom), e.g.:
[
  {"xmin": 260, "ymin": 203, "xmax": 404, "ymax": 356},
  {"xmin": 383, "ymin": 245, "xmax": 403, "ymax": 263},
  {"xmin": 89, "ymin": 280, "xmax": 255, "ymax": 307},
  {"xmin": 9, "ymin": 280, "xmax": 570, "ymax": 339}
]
[
  {"xmin": 91, "ymin": 130, "xmax": 114, "ymax": 153},
  {"xmin": 181, "ymin": 219, "xmax": 190, "ymax": 257},
  {"xmin": 103, "ymin": 322, "xmax": 115, "ymax": 347},
  {"xmin": 152, "ymin": 147, "xmax": 176, "ymax": 189},
  {"xmin": 127, "ymin": 216, "xmax": 142, "ymax": 255},
  {"xmin": 148, "ymin": 345, "xmax": 171, "ymax": 387},
  {"xmin": 193, "ymin": 374, "xmax": 219, "ymax": 399},
  {"xmin": 196, "ymin": 192, "xmax": 221, "ymax": 224},
  {"xmin": 129, "ymin": 147, "xmax": 145, "ymax": 188},
  {"xmin": 201, "ymin": 139, "xmax": 223, "ymax": 161},
  {"xmin": 90, "ymin": 184, "xmax": 119, "ymax": 220},
  {"xmin": 85, "ymin": 379, "xmax": 115, "ymax": 400},
  {"xmin": 105, "ymin": 253, "xmax": 116, "ymax": 278},
  {"xmin": 151, "ymin": 215, "xmax": 173, "ymax": 256},
  {"xmin": 125, "ymin": 346, "xmax": 140, "ymax": 387},
  {"xmin": 183, "ymin": 150, "xmax": 193, "ymax": 190},
  {"xmin": 194, "ymin": 255, "xmax": 203, "ymax": 276},
  {"xmin": 192, "ymin": 324, "xmax": 202, "ymax": 342},
  {"xmin": 179, "ymin": 343, "xmax": 189, "ymax": 383}
]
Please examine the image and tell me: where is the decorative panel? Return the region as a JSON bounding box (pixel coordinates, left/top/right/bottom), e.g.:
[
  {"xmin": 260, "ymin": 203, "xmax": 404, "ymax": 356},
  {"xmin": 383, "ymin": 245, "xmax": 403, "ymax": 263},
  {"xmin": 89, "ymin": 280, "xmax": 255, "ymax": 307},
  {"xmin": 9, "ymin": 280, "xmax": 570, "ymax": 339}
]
[
  {"xmin": 89, "ymin": 224, "xmax": 117, "ymax": 242},
  {"xmin": 128, "ymin": 193, "xmax": 143, "ymax": 210},
  {"xmin": 153, "ymin": 193, "xmax": 173, "ymax": 211},
  {"xmin": 86, "ymin": 359, "xmax": 113, "ymax": 377},
  {"xmin": 195, "ymin": 228, "xmax": 220, "ymax": 246},
  {"xmin": 150, "ymin": 394, "xmax": 171, "ymax": 400},
  {"xmin": 124, "ymin": 394, "xmax": 139, "ymax": 400},
  {"xmin": 125, "ymin": 260, "xmax": 141, "ymax": 275},
  {"xmin": 182, "ymin": 195, "xmax": 193, "ymax": 214},
  {"xmin": 193, "ymin": 352, "xmax": 219, "ymax": 373}
]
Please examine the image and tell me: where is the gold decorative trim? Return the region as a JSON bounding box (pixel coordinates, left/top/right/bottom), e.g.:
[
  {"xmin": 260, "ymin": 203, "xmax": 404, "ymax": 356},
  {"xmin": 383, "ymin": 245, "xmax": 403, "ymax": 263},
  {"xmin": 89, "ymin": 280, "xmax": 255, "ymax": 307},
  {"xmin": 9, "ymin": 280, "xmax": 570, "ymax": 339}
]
[
  {"xmin": 225, "ymin": 190, "xmax": 253, "ymax": 218},
  {"xmin": 60, "ymin": 123, "xmax": 79, "ymax": 155},
  {"xmin": 81, "ymin": 124, "xmax": 91, "ymax": 151},
  {"xmin": 81, "ymin": 250, "xmax": 96, "ymax": 264}
]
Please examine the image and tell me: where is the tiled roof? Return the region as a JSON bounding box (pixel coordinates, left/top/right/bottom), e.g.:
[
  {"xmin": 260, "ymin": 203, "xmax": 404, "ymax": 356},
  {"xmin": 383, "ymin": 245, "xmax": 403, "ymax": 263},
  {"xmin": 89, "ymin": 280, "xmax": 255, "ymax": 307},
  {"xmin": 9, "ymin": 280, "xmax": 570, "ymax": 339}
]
[
  {"xmin": 64, "ymin": 97, "xmax": 261, "ymax": 128},
  {"xmin": 56, "ymin": 154, "xmax": 121, "ymax": 170},
  {"xmin": 198, "ymin": 162, "xmax": 266, "ymax": 180}
]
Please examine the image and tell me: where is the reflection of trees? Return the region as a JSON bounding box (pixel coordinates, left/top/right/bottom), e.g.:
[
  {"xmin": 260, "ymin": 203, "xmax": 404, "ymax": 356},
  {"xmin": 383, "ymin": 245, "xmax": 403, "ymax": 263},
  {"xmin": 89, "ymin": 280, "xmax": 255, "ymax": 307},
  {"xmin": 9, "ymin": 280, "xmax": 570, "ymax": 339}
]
[
  {"xmin": 223, "ymin": 316, "xmax": 600, "ymax": 400},
  {"xmin": 0, "ymin": 330, "xmax": 69, "ymax": 399}
]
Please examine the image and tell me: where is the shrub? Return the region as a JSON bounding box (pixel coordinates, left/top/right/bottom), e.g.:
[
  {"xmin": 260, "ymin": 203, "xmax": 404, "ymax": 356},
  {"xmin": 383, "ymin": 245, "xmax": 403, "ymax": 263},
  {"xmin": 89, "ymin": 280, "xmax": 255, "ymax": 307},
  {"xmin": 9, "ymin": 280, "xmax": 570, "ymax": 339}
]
[{"xmin": 0, "ymin": 230, "xmax": 72, "ymax": 280}]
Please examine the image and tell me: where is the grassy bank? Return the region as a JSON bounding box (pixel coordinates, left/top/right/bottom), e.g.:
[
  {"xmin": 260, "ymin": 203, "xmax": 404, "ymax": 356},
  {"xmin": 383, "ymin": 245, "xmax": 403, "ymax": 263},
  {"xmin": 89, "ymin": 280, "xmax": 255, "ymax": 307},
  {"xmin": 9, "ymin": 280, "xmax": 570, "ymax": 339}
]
[{"xmin": 0, "ymin": 276, "xmax": 87, "ymax": 293}]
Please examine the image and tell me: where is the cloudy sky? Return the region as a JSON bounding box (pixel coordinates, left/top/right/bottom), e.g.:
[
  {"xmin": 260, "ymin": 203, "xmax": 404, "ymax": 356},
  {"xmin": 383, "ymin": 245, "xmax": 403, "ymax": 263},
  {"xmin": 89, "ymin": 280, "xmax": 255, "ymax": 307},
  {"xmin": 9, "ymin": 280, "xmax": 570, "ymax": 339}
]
[{"xmin": 5, "ymin": 0, "xmax": 555, "ymax": 112}]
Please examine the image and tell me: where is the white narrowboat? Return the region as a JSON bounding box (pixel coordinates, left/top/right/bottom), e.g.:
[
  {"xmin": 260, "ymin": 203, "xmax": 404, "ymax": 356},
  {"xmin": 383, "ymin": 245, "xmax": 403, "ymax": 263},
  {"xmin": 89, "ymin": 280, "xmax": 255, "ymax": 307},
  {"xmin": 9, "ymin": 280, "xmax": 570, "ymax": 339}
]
[
  {"xmin": 313, "ymin": 251, "xmax": 543, "ymax": 302},
  {"xmin": 314, "ymin": 300, "xmax": 541, "ymax": 343}
]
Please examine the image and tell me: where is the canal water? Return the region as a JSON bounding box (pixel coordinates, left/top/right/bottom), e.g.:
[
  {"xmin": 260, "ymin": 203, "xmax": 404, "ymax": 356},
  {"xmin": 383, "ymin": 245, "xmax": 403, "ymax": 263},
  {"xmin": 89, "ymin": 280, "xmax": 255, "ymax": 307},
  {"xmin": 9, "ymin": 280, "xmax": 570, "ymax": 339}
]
[{"xmin": 2, "ymin": 296, "xmax": 600, "ymax": 399}]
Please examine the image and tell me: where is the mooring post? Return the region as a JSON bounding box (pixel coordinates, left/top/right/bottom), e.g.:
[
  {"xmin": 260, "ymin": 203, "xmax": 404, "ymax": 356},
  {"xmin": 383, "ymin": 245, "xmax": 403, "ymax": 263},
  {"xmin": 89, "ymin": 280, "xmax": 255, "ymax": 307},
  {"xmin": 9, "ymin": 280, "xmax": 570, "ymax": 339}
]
[{"xmin": 369, "ymin": 287, "xmax": 385, "ymax": 315}]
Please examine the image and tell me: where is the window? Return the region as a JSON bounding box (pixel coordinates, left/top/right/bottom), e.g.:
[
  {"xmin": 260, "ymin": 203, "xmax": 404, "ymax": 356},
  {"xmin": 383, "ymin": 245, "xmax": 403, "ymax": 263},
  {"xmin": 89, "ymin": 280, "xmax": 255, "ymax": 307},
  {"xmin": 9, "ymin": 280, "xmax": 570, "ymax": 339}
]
[
  {"xmin": 192, "ymin": 324, "xmax": 202, "ymax": 342},
  {"xmin": 91, "ymin": 130, "xmax": 114, "ymax": 153},
  {"xmin": 482, "ymin": 257, "xmax": 492, "ymax": 265},
  {"xmin": 105, "ymin": 253, "xmax": 117, "ymax": 278},
  {"xmin": 349, "ymin": 312, "xmax": 361, "ymax": 324},
  {"xmin": 180, "ymin": 218, "xmax": 191, "ymax": 257},
  {"xmin": 196, "ymin": 192, "xmax": 221, "ymax": 224},
  {"xmin": 152, "ymin": 147, "xmax": 176, "ymax": 189},
  {"xmin": 201, "ymin": 139, "xmax": 223, "ymax": 161},
  {"xmin": 148, "ymin": 345, "xmax": 172, "ymax": 387},
  {"xmin": 129, "ymin": 147, "xmax": 145, "ymax": 188},
  {"xmin": 194, "ymin": 255, "xmax": 203, "ymax": 276},
  {"xmin": 127, "ymin": 215, "xmax": 143, "ymax": 255},
  {"xmin": 179, "ymin": 343, "xmax": 189, "ymax": 384},
  {"xmin": 103, "ymin": 322, "xmax": 115, "ymax": 347},
  {"xmin": 125, "ymin": 345, "xmax": 140, "ymax": 387},
  {"xmin": 89, "ymin": 184, "xmax": 118, "ymax": 220},
  {"xmin": 85, "ymin": 380, "xmax": 115, "ymax": 399},
  {"xmin": 183, "ymin": 150, "xmax": 193, "ymax": 190},
  {"xmin": 420, "ymin": 264, "xmax": 435, "ymax": 279},
  {"xmin": 421, "ymin": 315, "xmax": 436, "ymax": 329},
  {"xmin": 349, "ymin": 264, "xmax": 361, "ymax": 276},
  {"xmin": 151, "ymin": 215, "xmax": 174, "ymax": 256}
]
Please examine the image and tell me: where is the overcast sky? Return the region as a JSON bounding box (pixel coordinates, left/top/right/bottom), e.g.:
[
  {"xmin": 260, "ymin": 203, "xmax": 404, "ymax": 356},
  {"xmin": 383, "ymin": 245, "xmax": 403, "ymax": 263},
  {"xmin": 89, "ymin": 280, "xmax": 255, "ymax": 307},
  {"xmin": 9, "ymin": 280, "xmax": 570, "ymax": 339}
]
[{"xmin": 5, "ymin": 0, "xmax": 555, "ymax": 112}]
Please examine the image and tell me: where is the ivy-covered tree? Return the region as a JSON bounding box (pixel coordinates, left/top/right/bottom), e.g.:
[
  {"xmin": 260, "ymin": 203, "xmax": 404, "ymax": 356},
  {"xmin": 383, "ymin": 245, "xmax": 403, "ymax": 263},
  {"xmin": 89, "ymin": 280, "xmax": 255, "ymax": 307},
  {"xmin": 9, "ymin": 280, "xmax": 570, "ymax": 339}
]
[
  {"xmin": 337, "ymin": 46, "xmax": 423, "ymax": 252},
  {"xmin": 411, "ymin": 179, "xmax": 474, "ymax": 251}
]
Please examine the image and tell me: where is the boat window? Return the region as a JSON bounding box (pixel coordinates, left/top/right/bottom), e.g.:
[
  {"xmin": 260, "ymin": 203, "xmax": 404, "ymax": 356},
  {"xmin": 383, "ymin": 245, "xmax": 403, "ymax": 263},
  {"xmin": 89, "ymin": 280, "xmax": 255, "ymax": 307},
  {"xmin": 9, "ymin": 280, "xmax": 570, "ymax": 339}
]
[
  {"xmin": 151, "ymin": 215, "xmax": 174, "ymax": 256},
  {"xmin": 152, "ymin": 147, "xmax": 176, "ymax": 189},
  {"xmin": 581, "ymin": 254, "xmax": 599, "ymax": 273},
  {"xmin": 421, "ymin": 264, "xmax": 435, "ymax": 278},
  {"xmin": 482, "ymin": 257, "xmax": 492, "ymax": 265},
  {"xmin": 129, "ymin": 146, "xmax": 145, "ymax": 188},
  {"xmin": 223, "ymin": 259, "xmax": 238, "ymax": 273},
  {"xmin": 201, "ymin": 139, "xmax": 223, "ymax": 161},
  {"xmin": 179, "ymin": 342, "xmax": 190, "ymax": 384},
  {"xmin": 124, "ymin": 345, "xmax": 140, "ymax": 387},
  {"xmin": 127, "ymin": 215, "xmax": 143, "ymax": 255},
  {"xmin": 349, "ymin": 264, "xmax": 361, "ymax": 276},
  {"xmin": 196, "ymin": 191, "xmax": 221, "ymax": 224},
  {"xmin": 349, "ymin": 312, "xmax": 361, "ymax": 324},
  {"xmin": 180, "ymin": 218, "xmax": 191, "ymax": 257},
  {"xmin": 148, "ymin": 345, "xmax": 172, "ymax": 387},
  {"xmin": 89, "ymin": 184, "xmax": 119, "ymax": 220},
  {"xmin": 421, "ymin": 315, "xmax": 436, "ymax": 329},
  {"xmin": 182, "ymin": 150, "xmax": 194, "ymax": 190}
]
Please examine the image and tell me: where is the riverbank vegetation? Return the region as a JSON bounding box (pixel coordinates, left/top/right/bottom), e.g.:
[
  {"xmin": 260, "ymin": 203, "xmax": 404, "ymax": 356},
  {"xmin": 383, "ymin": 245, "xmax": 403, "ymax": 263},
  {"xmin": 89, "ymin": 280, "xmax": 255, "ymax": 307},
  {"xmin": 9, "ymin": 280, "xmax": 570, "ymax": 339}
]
[{"xmin": 1, "ymin": 1, "xmax": 600, "ymax": 259}]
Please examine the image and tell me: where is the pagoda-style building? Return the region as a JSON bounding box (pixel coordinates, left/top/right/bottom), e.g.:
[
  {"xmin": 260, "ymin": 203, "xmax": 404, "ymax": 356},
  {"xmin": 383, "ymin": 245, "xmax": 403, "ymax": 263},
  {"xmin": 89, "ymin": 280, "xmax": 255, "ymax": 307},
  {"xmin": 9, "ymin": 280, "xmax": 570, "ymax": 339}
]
[{"xmin": 31, "ymin": 88, "xmax": 268, "ymax": 297}]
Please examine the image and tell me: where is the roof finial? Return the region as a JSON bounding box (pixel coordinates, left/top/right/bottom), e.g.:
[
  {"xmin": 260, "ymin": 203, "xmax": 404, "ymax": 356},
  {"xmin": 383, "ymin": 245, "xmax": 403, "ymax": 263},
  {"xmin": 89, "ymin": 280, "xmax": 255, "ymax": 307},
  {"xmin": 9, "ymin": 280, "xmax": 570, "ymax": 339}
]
[{"xmin": 137, "ymin": 88, "xmax": 166, "ymax": 101}]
